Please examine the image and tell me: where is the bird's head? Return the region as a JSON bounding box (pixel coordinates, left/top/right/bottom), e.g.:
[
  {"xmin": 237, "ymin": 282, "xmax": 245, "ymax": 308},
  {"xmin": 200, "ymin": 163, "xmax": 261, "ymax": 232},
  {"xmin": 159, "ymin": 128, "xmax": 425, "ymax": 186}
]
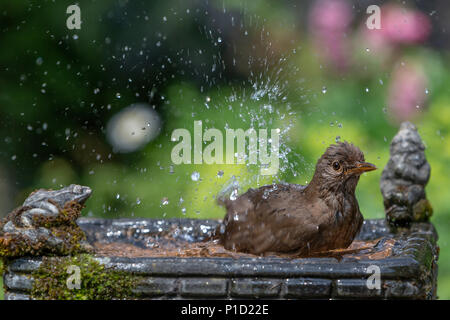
[{"xmin": 312, "ymin": 142, "xmax": 377, "ymax": 194}]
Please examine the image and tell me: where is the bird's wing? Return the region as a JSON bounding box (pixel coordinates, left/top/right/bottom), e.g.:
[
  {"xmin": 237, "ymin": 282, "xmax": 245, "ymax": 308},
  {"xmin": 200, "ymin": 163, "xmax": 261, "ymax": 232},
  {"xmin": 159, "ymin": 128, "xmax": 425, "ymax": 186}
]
[{"xmin": 221, "ymin": 184, "xmax": 329, "ymax": 254}]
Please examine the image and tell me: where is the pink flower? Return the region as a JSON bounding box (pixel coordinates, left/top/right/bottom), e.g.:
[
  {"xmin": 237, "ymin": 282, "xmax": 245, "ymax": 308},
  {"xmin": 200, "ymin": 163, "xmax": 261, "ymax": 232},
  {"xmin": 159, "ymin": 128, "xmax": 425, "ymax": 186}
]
[
  {"xmin": 382, "ymin": 4, "xmax": 431, "ymax": 44},
  {"xmin": 388, "ymin": 60, "xmax": 428, "ymax": 122},
  {"xmin": 309, "ymin": 0, "xmax": 353, "ymax": 31},
  {"xmin": 309, "ymin": 0, "xmax": 353, "ymax": 71},
  {"xmin": 364, "ymin": 4, "xmax": 431, "ymax": 46}
]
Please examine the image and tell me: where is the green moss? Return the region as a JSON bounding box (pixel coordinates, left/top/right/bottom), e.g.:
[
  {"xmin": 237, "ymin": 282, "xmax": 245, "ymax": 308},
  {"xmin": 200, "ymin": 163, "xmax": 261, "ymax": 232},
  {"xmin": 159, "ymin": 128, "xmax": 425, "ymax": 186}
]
[
  {"xmin": 31, "ymin": 254, "xmax": 140, "ymax": 300},
  {"xmin": 413, "ymin": 199, "xmax": 434, "ymax": 222},
  {"xmin": 0, "ymin": 201, "xmax": 91, "ymax": 258}
]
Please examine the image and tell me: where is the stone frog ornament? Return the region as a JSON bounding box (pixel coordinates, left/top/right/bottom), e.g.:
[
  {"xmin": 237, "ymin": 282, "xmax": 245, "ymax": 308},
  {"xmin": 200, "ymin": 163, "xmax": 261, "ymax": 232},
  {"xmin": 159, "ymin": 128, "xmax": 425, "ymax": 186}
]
[
  {"xmin": 0, "ymin": 184, "xmax": 92, "ymax": 257},
  {"xmin": 380, "ymin": 122, "xmax": 433, "ymax": 227}
]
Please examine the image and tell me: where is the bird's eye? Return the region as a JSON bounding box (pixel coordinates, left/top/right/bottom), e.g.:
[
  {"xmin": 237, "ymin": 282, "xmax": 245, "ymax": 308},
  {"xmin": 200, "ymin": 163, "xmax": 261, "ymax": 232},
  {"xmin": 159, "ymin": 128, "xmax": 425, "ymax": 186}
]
[{"xmin": 332, "ymin": 161, "xmax": 341, "ymax": 171}]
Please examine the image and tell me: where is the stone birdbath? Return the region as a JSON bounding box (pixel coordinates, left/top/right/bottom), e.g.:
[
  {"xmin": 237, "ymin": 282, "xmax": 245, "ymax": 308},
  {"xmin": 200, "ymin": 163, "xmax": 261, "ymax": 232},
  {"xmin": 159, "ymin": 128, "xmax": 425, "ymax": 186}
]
[{"xmin": 0, "ymin": 122, "xmax": 439, "ymax": 300}]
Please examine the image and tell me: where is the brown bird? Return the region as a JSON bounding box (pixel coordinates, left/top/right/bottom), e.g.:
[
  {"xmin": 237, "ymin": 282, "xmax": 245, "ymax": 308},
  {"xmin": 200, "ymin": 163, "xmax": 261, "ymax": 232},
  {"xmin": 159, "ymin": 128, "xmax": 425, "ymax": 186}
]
[{"xmin": 218, "ymin": 142, "xmax": 377, "ymax": 256}]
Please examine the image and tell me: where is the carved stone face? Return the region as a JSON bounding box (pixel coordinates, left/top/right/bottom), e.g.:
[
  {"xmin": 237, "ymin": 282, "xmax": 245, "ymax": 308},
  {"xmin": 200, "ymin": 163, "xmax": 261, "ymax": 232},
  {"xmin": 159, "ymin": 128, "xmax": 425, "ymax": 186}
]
[{"xmin": 23, "ymin": 184, "xmax": 92, "ymax": 208}]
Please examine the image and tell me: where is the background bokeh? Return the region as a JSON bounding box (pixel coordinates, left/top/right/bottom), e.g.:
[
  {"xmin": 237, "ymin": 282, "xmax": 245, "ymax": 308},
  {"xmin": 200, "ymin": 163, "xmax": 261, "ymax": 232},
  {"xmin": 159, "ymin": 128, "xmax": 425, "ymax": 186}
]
[{"xmin": 1, "ymin": 0, "xmax": 449, "ymax": 299}]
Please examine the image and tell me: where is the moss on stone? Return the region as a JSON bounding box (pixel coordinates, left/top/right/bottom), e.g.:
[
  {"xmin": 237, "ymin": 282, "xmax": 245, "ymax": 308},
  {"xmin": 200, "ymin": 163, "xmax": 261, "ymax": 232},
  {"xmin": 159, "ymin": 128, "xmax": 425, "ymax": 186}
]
[
  {"xmin": 31, "ymin": 254, "xmax": 140, "ymax": 300},
  {"xmin": 413, "ymin": 199, "xmax": 433, "ymax": 222},
  {"xmin": 0, "ymin": 201, "xmax": 91, "ymax": 258}
]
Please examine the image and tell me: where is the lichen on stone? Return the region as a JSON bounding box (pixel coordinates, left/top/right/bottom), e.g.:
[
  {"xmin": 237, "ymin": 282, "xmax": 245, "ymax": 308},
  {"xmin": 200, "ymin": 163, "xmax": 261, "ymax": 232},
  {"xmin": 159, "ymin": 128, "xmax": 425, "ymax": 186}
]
[
  {"xmin": 31, "ymin": 254, "xmax": 140, "ymax": 300},
  {"xmin": 380, "ymin": 122, "xmax": 433, "ymax": 227},
  {"xmin": 0, "ymin": 185, "xmax": 93, "ymax": 258}
]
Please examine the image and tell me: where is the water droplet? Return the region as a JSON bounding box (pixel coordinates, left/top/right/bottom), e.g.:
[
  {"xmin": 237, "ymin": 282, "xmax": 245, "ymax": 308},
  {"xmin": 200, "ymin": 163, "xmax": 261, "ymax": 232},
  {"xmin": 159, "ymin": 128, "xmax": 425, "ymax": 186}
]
[
  {"xmin": 365, "ymin": 87, "xmax": 369, "ymax": 93},
  {"xmin": 191, "ymin": 171, "xmax": 200, "ymax": 181},
  {"xmin": 116, "ymin": 194, "xmax": 120, "ymax": 199},
  {"xmin": 136, "ymin": 198, "xmax": 141, "ymax": 205},
  {"xmin": 11, "ymin": 155, "xmax": 17, "ymax": 161},
  {"xmin": 335, "ymin": 136, "xmax": 341, "ymax": 143},
  {"xmin": 230, "ymin": 189, "xmax": 238, "ymax": 201},
  {"xmin": 181, "ymin": 207, "xmax": 186, "ymax": 215},
  {"xmin": 321, "ymin": 86, "xmax": 327, "ymax": 94},
  {"xmin": 217, "ymin": 170, "xmax": 224, "ymax": 178},
  {"xmin": 161, "ymin": 197, "xmax": 169, "ymax": 205},
  {"xmin": 115, "ymin": 92, "xmax": 121, "ymax": 99},
  {"xmin": 36, "ymin": 57, "xmax": 43, "ymax": 66},
  {"xmin": 425, "ymin": 88, "xmax": 429, "ymax": 95},
  {"xmin": 73, "ymin": 34, "xmax": 79, "ymax": 40}
]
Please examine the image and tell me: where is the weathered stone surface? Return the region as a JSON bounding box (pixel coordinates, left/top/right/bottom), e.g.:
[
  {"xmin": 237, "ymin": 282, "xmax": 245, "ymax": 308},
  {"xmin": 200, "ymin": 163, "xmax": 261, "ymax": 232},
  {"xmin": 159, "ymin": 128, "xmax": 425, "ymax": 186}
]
[
  {"xmin": 380, "ymin": 122, "xmax": 433, "ymax": 226},
  {"xmin": 100, "ymin": 256, "xmax": 422, "ymax": 279},
  {"xmin": 284, "ymin": 278, "xmax": 332, "ymax": 298},
  {"xmin": 4, "ymin": 273, "xmax": 34, "ymax": 291},
  {"xmin": 7, "ymin": 257, "xmax": 42, "ymax": 272},
  {"xmin": 0, "ymin": 184, "xmax": 92, "ymax": 258},
  {"xmin": 384, "ymin": 280, "xmax": 421, "ymax": 298},
  {"xmin": 79, "ymin": 217, "xmax": 220, "ymax": 245},
  {"xmin": 179, "ymin": 278, "xmax": 228, "ymax": 297},
  {"xmin": 133, "ymin": 277, "xmax": 178, "ymax": 297},
  {"xmin": 4, "ymin": 292, "xmax": 31, "ymax": 300},
  {"xmin": 230, "ymin": 278, "xmax": 281, "ymax": 297},
  {"xmin": 335, "ymin": 279, "xmax": 383, "ymax": 298}
]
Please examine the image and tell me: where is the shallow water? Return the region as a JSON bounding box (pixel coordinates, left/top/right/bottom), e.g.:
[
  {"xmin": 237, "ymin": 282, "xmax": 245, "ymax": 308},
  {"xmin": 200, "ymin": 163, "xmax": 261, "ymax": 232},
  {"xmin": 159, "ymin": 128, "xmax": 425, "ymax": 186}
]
[{"xmin": 92, "ymin": 236, "xmax": 399, "ymax": 260}]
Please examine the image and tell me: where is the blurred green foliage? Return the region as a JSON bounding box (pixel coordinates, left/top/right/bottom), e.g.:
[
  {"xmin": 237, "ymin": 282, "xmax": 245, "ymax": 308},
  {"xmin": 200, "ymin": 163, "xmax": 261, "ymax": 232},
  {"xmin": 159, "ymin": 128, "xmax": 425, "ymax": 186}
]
[{"xmin": 1, "ymin": 0, "xmax": 449, "ymax": 299}]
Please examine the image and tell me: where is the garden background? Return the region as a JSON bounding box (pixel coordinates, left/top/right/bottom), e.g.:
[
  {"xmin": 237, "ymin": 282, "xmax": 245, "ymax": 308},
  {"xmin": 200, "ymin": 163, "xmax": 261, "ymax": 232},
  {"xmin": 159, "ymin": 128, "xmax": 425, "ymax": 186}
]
[{"xmin": 1, "ymin": 0, "xmax": 449, "ymax": 299}]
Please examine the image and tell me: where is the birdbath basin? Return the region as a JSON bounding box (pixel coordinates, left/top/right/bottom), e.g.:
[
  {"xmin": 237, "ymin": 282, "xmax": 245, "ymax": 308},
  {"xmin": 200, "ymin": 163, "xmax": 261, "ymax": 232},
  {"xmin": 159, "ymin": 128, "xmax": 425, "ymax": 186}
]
[{"xmin": 2, "ymin": 217, "xmax": 438, "ymax": 300}]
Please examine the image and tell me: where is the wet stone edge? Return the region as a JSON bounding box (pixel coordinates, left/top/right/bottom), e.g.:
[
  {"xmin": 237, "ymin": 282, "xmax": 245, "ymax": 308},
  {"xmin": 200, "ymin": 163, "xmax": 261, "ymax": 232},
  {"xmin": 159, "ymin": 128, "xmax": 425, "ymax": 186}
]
[{"xmin": 2, "ymin": 219, "xmax": 439, "ymax": 299}]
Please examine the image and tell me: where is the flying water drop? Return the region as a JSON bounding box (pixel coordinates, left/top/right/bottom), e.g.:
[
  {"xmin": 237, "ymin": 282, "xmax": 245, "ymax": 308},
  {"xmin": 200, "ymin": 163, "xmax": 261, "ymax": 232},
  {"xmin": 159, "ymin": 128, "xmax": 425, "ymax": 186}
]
[{"xmin": 191, "ymin": 171, "xmax": 200, "ymax": 181}]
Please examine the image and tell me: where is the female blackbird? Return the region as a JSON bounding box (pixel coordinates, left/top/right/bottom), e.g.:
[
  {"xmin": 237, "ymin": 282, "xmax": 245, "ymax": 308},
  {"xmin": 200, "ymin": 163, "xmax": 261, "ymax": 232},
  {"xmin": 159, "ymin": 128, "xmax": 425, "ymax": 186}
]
[{"xmin": 219, "ymin": 142, "xmax": 376, "ymax": 256}]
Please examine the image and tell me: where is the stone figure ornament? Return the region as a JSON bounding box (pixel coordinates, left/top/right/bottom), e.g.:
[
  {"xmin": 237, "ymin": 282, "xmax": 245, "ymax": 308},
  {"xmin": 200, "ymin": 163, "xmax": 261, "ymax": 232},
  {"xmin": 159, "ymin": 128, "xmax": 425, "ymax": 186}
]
[
  {"xmin": 218, "ymin": 142, "xmax": 377, "ymax": 256},
  {"xmin": 0, "ymin": 184, "xmax": 93, "ymax": 257},
  {"xmin": 380, "ymin": 122, "xmax": 433, "ymax": 227}
]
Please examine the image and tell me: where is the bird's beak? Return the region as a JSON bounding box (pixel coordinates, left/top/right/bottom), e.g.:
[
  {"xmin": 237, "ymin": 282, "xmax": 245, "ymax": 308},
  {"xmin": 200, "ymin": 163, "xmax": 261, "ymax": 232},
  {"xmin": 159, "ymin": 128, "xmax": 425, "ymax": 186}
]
[{"xmin": 348, "ymin": 162, "xmax": 377, "ymax": 175}]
